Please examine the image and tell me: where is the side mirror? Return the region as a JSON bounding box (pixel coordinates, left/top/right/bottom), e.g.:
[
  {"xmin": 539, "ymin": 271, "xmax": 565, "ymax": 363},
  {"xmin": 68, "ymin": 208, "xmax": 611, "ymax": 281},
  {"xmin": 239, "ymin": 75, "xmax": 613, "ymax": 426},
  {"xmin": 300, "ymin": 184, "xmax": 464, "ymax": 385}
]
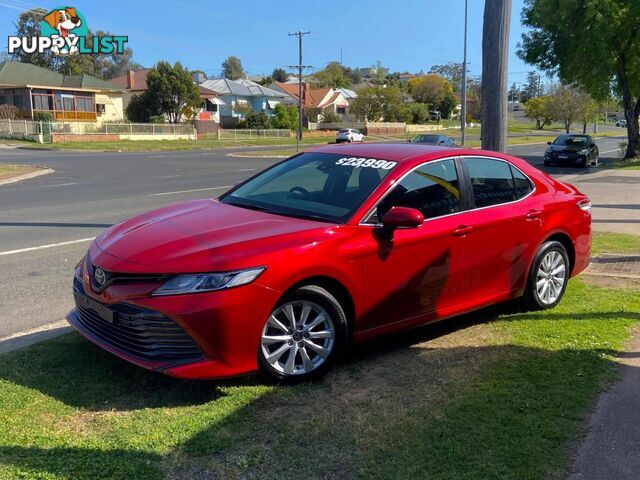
[
  {"xmin": 407, "ymin": 139, "xmax": 412, "ymax": 143},
  {"xmin": 547, "ymin": 141, "xmax": 552, "ymax": 145},
  {"xmin": 378, "ymin": 207, "xmax": 424, "ymax": 240}
]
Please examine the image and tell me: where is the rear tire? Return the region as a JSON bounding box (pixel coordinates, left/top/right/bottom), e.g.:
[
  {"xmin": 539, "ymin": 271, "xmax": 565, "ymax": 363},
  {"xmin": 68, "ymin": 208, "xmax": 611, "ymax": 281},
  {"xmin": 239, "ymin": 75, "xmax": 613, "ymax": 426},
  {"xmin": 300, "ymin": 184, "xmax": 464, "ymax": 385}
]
[
  {"xmin": 522, "ymin": 241, "xmax": 570, "ymax": 310},
  {"xmin": 257, "ymin": 285, "xmax": 348, "ymax": 384}
]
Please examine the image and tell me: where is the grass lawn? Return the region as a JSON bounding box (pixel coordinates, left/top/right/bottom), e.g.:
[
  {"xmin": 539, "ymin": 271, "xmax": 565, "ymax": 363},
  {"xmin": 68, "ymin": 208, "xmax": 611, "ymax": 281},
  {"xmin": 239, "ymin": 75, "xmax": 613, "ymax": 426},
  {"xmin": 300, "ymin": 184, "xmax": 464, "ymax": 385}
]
[
  {"xmin": 604, "ymin": 157, "xmax": 640, "ymax": 170},
  {"xmin": 1, "ymin": 265, "xmax": 638, "ymax": 479},
  {"xmin": 592, "ymin": 231, "xmax": 640, "ymax": 254},
  {"xmin": 0, "ymin": 164, "xmax": 44, "ymax": 182}
]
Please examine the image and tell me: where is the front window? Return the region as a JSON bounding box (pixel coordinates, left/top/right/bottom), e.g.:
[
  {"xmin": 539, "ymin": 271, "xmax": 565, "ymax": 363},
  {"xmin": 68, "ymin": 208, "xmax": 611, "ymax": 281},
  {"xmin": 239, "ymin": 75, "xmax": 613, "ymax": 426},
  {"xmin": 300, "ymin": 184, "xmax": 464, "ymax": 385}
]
[
  {"xmin": 414, "ymin": 135, "xmax": 440, "ymax": 144},
  {"xmin": 366, "ymin": 158, "xmax": 460, "ymax": 223},
  {"xmin": 220, "ymin": 152, "xmax": 397, "ymax": 223}
]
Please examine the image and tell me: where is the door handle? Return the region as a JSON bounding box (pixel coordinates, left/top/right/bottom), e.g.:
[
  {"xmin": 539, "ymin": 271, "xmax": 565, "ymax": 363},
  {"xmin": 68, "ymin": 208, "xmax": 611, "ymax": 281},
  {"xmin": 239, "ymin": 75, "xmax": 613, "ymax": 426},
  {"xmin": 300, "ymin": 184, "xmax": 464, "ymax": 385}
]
[
  {"xmin": 526, "ymin": 209, "xmax": 542, "ymax": 220},
  {"xmin": 453, "ymin": 225, "xmax": 474, "ymax": 236}
]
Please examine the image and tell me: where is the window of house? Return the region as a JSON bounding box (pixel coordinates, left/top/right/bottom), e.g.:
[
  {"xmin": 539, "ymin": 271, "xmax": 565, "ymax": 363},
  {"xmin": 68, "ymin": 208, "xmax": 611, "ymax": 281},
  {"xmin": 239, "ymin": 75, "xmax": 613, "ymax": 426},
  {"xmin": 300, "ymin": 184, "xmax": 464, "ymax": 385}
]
[
  {"xmin": 367, "ymin": 159, "xmax": 460, "ymax": 223},
  {"xmin": 465, "ymin": 157, "xmax": 517, "ymax": 208},
  {"xmin": 336, "ymin": 107, "xmax": 346, "ymax": 115},
  {"xmin": 96, "ymin": 104, "xmax": 106, "ymax": 114}
]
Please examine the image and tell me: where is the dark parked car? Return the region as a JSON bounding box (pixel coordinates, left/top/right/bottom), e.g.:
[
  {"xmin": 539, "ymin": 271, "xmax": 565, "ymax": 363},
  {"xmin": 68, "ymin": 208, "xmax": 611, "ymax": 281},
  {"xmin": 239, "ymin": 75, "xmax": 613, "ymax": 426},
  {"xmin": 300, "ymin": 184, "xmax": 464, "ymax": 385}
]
[
  {"xmin": 409, "ymin": 134, "xmax": 456, "ymax": 147},
  {"xmin": 544, "ymin": 134, "xmax": 599, "ymax": 168}
]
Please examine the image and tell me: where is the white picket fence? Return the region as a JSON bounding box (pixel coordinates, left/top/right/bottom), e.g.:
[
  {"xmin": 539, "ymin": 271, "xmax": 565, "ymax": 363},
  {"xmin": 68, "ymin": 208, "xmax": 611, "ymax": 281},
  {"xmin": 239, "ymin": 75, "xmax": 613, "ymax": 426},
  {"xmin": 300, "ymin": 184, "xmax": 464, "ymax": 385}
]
[{"xmin": 215, "ymin": 129, "xmax": 291, "ymax": 140}]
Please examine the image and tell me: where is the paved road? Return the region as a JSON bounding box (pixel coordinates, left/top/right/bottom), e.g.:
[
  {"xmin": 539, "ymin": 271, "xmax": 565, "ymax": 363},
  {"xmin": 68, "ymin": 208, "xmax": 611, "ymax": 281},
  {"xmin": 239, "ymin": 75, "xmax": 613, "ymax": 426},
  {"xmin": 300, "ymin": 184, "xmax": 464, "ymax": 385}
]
[{"xmin": 0, "ymin": 136, "xmax": 636, "ymax": 338}]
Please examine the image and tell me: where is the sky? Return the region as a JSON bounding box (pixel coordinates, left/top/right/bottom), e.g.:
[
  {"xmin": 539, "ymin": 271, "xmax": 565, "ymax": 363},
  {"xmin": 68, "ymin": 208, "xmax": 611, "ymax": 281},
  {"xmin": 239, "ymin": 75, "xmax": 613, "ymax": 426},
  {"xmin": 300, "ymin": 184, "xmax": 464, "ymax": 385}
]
[{"xmin": 0, "ymin": 0, "xmax": 536, "ymax": 85}]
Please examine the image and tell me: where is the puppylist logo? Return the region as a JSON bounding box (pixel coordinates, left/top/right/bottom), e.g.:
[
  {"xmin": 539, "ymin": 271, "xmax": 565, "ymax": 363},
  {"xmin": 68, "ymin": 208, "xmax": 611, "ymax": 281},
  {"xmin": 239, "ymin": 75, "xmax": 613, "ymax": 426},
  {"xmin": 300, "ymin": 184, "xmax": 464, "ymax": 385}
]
[{"xmin": 8, "ymin": 6, "xmax": 128, "ymax": 56}]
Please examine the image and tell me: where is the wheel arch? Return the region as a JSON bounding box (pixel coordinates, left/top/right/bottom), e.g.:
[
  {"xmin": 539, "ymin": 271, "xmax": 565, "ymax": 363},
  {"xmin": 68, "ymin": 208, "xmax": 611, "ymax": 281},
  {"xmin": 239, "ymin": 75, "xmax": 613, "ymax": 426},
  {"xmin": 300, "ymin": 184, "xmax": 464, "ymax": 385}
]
[
  {"xmin": 543, "ymin": 231, "xmax": 576, "ymax": 274},
  {"xmin": 283, "ymin": 275, "xmax": 355, "ymax": 330}
]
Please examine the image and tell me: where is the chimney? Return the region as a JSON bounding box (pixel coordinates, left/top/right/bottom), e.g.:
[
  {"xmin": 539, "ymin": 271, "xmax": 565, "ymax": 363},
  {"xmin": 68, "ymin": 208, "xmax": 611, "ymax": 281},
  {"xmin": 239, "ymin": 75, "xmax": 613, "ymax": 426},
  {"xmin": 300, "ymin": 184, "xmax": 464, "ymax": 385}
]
[{"xmin": 127, "ymin": 70, "xmax": 135, "ymax": 89}]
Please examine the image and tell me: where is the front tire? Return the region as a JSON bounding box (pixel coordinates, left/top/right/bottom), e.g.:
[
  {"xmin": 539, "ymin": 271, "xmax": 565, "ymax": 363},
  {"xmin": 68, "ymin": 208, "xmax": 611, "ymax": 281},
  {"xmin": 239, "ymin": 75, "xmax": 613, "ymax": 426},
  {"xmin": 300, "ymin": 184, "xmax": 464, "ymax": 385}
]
[
  {"xmin": 522, "ymin": 241, "xmax": 570, "ymax": 310},
  {"xmin": 258, "ymin": 285, "xmax": 348, "ymax": 384}
]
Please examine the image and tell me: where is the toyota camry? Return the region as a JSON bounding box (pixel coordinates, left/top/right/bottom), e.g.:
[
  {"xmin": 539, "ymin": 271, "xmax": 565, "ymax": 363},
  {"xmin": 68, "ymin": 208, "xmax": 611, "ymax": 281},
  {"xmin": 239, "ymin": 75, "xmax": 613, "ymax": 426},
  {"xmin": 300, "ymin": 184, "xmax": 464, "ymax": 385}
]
[{"xmin": 68, "ymin": 144, "xmax": 591, "ymax": 383}]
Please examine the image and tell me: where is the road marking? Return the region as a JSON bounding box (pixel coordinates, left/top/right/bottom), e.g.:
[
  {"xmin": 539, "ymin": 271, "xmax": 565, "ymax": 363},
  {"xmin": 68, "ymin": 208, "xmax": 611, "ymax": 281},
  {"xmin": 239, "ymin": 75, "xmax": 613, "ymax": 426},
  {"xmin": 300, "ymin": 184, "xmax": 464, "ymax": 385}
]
[
  {"xmin": 161, "ymin": 174, "xmax": 183, "ymax": 178},
  {"xmin": 149, "ymin": 185, "xmax": 232, "ymax": 197},
  {"xmin": 238, "ymin": 168, "xmax": 257, "ymax": 172},
  {"xmin": 0, "ymin": 237, "xmax": 95, "ymax": 257},
  {"xmin": 148, "ymin": 155, "xmax": 168, "ymax": 158},
  {"xmin": 599, "ymin": 149, "xmax": 619, "ymax": 155},
  {"xmin": 42, "ymin": 182, "xmax": 78, "ymax": 188}
]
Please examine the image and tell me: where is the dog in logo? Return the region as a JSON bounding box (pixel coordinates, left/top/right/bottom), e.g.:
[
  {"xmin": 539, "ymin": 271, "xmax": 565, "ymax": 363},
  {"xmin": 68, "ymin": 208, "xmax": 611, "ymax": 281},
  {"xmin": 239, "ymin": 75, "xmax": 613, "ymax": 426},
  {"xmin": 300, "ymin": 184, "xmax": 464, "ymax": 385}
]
[{"xmin": 43, "ymin": 7, "xmax": 82, "ymax": 55}]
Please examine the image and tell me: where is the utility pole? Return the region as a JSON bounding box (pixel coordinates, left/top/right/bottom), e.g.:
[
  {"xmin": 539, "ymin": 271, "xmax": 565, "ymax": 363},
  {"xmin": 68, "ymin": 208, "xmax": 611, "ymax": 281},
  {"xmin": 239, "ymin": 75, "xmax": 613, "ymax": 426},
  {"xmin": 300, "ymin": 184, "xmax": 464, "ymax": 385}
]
[
  {"xmin": 481, "ymin": 0, "xmax": 512, "ymax": 152},
  {"xmin": 288, "ymin": 30, "xmax": 311, "ymax": 151},
  {"xmin": 461, "ymin": 0, "xmax": 468, "ymax": 146}
]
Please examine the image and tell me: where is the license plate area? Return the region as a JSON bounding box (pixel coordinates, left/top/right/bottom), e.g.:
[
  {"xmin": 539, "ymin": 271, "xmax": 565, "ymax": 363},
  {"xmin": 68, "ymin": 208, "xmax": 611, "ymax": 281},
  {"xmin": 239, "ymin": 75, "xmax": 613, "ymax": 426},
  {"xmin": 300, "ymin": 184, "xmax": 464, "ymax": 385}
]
[{"xmin": 75, "ymin": 291, "xmax": 116, "ymax": 324}]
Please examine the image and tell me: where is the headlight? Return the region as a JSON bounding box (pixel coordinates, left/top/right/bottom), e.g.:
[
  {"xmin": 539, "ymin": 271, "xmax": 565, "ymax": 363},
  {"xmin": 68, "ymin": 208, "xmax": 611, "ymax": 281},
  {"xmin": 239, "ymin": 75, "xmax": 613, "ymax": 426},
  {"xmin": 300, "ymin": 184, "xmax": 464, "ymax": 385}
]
[
  {"xmin": 152, "ymin": 267, "xmax": 265, "ymax": 296},
  {"xmin": 578, "ymin": 149, "xmax": 589, "ymax": 155}
]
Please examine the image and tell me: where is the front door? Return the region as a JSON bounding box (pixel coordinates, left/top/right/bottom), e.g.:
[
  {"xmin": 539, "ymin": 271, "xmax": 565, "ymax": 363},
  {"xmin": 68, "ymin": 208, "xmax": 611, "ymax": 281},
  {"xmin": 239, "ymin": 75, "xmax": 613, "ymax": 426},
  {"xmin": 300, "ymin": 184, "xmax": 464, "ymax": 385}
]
[{"xmin": 358, "ymin": 158, "xmax": 475, "ymax": 333}]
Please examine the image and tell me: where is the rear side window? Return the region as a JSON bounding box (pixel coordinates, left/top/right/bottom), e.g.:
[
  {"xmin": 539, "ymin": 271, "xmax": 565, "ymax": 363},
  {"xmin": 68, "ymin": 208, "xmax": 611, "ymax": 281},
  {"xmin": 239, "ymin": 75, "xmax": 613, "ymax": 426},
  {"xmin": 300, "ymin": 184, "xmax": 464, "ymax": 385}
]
[
  {"xmin": 466, "ymin": 158, "xmax": 516, "ymax": 207},
  {"xmin": 511, "ymin": 165, "xmax": 534, "ymax": 198},
  {"xmin": 368, "ymin": 158, "xmax": 460, "ymax": 223}
]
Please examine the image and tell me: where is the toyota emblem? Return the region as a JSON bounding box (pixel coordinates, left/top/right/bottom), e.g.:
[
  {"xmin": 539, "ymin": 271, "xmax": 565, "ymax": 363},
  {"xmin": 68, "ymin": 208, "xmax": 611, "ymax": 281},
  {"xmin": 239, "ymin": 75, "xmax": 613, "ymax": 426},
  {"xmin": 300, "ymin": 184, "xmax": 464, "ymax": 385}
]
[{"xmin": 94, "ymin": 267, "xmax": 106, "ymax": 286}]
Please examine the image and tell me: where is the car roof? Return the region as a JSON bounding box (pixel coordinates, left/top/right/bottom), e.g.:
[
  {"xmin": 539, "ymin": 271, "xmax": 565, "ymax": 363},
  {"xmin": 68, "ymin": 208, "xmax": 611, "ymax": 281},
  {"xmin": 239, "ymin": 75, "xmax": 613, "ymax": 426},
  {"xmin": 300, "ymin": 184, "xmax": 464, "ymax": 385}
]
[{"xmin": 311, "ymin": 143, "xmax": 471, "ymax": 163}]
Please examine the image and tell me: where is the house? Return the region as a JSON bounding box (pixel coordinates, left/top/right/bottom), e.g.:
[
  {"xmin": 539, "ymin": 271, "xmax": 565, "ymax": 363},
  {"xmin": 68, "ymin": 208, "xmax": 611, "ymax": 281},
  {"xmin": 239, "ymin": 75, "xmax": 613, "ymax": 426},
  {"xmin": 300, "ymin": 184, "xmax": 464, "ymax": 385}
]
[
  {"xmin": 0, "ymin": 61, "xmax": 124, "ymax": 123},
  {"xmin": 398, "ymin": 70, "xmax": 426, "ymax": 83},
  {"xmin": 270, "ymin": 81, "xmax": 352, "ymax": 121},
  {"xmin": 199, "ymin": 78, "xmax": 289, "ymax": 127},
  {"xmin": 111, "ymin": 69, "xmax": 223, "ymax": 123}
]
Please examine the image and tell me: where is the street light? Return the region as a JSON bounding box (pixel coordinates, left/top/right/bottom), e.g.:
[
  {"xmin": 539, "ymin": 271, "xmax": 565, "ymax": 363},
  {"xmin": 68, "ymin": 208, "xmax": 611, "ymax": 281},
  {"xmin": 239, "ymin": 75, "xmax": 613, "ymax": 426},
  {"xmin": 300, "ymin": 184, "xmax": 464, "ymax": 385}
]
[{"xmin": 461, "ymin": 0, "xmax": 468, "ymax": 146}]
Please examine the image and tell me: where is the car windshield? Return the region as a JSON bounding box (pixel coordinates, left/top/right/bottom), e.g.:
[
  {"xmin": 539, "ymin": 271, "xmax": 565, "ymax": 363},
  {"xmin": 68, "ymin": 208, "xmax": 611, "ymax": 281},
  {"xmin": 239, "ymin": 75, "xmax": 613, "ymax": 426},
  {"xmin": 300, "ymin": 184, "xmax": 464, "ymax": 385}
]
[
  {"xmin": 220, "ymin": 152, "xmax": 397, "ymax": 223},
  {"xmin": 553, "ymin": 135, "xmax": 589, "ymax": 146},
  {"xmin": 338, "ymin": 129, "xmax": 349, "ymax": 133},
  {"xmin": 414, "ymin": 135, "xmax": 440, "ymax": 144}
]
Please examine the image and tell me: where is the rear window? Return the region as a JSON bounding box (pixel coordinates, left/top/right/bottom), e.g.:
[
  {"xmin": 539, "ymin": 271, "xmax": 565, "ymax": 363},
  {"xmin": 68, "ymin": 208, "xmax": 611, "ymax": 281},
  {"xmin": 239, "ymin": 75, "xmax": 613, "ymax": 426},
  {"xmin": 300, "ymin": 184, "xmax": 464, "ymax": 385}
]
[{"xmin": 553, "ymin": 135, "xmax": 589, "ymax": 146}]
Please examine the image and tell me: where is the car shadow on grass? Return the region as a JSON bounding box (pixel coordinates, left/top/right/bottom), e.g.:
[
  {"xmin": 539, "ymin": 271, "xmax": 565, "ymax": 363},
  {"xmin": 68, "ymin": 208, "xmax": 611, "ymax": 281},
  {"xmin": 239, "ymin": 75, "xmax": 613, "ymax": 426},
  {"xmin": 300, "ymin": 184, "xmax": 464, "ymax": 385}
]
[{"xmin": 0, "ymin": 299, "xmax": 638, "ymax": 479}]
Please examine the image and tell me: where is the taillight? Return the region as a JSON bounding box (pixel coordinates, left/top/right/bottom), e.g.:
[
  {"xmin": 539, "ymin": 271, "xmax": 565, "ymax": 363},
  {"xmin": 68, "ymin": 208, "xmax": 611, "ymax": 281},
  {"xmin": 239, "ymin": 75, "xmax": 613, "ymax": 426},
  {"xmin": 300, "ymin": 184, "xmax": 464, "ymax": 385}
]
[{"xmin": 577, "ymin": 198, "xmax": 592, "ymax": 212}]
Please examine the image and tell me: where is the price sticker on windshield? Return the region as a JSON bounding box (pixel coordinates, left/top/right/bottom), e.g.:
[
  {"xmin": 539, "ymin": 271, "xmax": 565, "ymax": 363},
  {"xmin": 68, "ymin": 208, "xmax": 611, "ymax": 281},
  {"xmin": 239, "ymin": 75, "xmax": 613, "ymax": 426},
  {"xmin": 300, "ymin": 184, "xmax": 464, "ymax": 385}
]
[{"xmin": 335, "ymin": 157, "xmax": 397, "ymax": 169}]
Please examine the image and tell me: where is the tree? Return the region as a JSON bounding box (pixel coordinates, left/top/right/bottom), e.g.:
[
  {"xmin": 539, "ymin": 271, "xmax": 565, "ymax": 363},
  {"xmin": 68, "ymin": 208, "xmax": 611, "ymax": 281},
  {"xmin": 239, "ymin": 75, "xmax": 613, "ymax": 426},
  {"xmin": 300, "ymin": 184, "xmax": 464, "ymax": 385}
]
[
  {"xmin": 350, "ymin": 85, "xmax": 401, "ymax": 121},
  {"xmin": 272, "ymin": 68, "xmax": 288, "ymax": 83},
  {"xmin": 311, "ymin": 61, "xmax": 351, "ymax": 88},
  {"xmin": 409, "ymin": 74, "xmax": 456, "ymax": 118},
  {"xmin": 125, "ymin": 91, "xmax": 160, "ymax": 122},
  {"xmin": 429, "ymin": 63, "xmax": 466, "ymax": 92},
  {"xmin": 519, "ymin": 0, "xmax": 640, "ymax": 158},
  {"xmin": 521, "ymin": 71, "xmax": 542, "ymax": 103},
  {"xmin": 222, "ymin": 56, "xmax": 245, "ymax": 80},
  {"xmin": 240, "ymin": 112, "xmax": 271, "ymax": 129},
  {"xmin": 10, "ymin": 9, "xmax": 61, "ymax": 70},
  {"xmin": 272, "ymin": 103, "xmax": 298, "ymax": 130},
  {"xmin": 145, "ymin": 61, "xmax": 200, "ymax": 123},
  {"xmin": 369, "ymin": 61, "xmax": 389, "ymax": 84},
  {"xmin": 523, "ymin": 96, "xmax": 553, "ymax": 129},
  {"xmin": 548, "ymin": 84, "xmax": 582, "ymax": 133},
  {"xmin": 0, "ymin": 105, "xmax": 19, "ymax": 120},
  {"xmin": 573, "ymin": 89, "xmax": 599, "ymax": 133}
]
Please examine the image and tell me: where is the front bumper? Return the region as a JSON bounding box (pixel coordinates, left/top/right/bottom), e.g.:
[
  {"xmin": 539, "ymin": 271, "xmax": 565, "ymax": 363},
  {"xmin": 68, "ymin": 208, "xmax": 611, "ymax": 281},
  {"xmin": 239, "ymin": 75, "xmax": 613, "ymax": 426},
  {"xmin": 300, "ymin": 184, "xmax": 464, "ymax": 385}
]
[
  {"xmin": 545, "ymin": 152, "xmax": 586, "ymax": 165},
  {"xmin": 68, "ymin": 272, "xmax": 282, "ymax": 379}
]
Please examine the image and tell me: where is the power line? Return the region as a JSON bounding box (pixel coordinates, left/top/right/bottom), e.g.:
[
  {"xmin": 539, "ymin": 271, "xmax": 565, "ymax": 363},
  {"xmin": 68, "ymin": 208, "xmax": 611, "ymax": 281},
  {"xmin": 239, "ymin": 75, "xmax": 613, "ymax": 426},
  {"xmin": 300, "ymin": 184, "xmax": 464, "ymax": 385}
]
[{"xmin": 288, "ymin": 30, "xmax": 311, "ymax": 149}]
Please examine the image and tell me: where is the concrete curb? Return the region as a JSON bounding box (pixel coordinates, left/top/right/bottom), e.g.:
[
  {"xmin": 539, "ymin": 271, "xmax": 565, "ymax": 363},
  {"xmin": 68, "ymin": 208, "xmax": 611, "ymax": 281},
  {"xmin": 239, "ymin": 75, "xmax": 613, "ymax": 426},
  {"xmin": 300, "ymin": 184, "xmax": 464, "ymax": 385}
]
[
  {"xmin": 0, "ymin": 167, "xmax": 54, "ymax": 186},
  {"xmin": 0, "ymin": 320, "xmax": 72, "ymax": 355},
  {"xmin": 227, "ymin": 153, "xmax": 289, "ymax": 158}
]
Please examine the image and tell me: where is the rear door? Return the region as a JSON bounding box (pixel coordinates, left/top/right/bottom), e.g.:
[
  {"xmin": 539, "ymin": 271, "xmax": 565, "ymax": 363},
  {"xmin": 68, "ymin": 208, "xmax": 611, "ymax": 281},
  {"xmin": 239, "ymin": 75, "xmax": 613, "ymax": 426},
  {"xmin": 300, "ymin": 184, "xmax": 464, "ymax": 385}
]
[{"xmin": 458, "ymin": 156, "xmax": 541, "ymax": 306}]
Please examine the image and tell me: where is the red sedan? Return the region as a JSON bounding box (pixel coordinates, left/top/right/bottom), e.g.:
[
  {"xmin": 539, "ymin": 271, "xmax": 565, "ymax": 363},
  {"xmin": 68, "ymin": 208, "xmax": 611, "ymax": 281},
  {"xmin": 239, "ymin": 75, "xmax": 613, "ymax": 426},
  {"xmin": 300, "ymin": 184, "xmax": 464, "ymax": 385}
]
[{"xmin": 68, "ymin": 144, "xmax": 591, "ymax": 382}]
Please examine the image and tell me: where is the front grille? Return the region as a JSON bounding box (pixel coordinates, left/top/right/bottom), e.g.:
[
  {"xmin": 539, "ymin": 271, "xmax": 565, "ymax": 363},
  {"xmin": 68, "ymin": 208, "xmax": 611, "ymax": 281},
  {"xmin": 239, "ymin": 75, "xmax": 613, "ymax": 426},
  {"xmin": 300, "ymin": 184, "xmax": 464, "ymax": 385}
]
[{"xmin": 73, "ymin": 278, "xmax": 203, "ymax": 363}]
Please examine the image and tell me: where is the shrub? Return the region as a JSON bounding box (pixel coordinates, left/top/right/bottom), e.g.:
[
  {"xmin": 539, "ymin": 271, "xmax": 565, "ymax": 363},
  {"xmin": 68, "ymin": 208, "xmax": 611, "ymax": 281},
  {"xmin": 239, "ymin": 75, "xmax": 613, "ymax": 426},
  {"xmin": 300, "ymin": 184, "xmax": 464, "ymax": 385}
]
[
  {"xmin": 0, "ymin": 105, "xmax": 19, "ymax": 120},
  {"xmin": 33, "ymin": 111, "xmax": 55, "ymax": 122},
  {"xmin": 243, "ymin": 112, "xmax": 271, "ymax": 129},
  {"xmin": 148, "ymin": 115, "xmax": 166, "ymax": 124}
]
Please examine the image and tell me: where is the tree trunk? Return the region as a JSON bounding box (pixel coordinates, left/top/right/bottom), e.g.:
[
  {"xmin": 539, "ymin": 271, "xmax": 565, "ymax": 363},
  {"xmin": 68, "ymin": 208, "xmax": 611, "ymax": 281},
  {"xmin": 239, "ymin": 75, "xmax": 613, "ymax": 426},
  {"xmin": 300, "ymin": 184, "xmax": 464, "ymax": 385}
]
[
  {"xmin": 582, "ymin": 122, "xmax": 587, "ymax": 134},
  {"xmin": 617, "ymin": 54, "xmax": 640, "ymax": 158},
  {"xmin": 481, "ymin": 0, "xmax": 512, "ymax": 152}
]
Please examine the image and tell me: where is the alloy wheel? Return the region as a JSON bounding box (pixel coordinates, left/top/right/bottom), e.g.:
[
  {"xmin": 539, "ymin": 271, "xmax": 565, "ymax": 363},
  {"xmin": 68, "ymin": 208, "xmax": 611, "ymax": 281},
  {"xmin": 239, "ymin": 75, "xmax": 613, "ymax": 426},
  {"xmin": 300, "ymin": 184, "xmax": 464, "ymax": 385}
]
[
  {"xmin": 536, "ymin": 250, "xmax": 566, "ymax": 305},
  {"xmin": 260, "ymin": 300, "xmax": 336, "ymax": 375}
]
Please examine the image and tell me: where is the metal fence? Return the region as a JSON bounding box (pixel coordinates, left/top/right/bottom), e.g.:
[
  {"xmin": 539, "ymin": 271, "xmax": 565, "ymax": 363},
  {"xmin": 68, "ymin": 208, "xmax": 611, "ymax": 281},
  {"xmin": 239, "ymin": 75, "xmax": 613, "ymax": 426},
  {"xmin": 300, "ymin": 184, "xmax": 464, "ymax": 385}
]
[
  {"xmin": 215, "ymin": 129, "xmax": 292, "ymax": 140},
  {"xmin": 0, "ymin": 118, "xmax": 39, "ymax": 138}
]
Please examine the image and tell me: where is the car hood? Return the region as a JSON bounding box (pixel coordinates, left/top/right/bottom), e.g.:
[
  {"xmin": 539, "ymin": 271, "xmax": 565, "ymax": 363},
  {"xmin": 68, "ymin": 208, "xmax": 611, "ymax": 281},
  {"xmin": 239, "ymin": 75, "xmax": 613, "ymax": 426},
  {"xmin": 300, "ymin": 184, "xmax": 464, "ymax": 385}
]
[{"xmin": 95, "ymin": 199, "xmax": 334, "ymax": 273}]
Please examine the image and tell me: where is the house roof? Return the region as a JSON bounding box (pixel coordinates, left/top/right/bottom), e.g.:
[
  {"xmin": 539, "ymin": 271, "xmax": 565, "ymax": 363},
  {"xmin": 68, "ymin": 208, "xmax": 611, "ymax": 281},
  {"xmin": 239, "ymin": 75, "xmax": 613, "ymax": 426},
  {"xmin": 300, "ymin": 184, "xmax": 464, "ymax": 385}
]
[
  {"xmin": 0, "ymin": 61, "xmax": 121, "ymax": 91},
  {"xmin": 272, "ymin": 82, "xmax": 348, "ymax": 109},
  {"xmin": 110, "ymin": 69, "xmax": 152, "ymax": 91},
  {"xmin": 111, "ymin": 69, "xmax": 221, "ymax": 98},
  {"xmin": 200, "ymin": 78, "xmax": 287, "ymax": 98},
  {"xmin": 336, "ymin": 87, "xmax": 357, "ymax": 99}
]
